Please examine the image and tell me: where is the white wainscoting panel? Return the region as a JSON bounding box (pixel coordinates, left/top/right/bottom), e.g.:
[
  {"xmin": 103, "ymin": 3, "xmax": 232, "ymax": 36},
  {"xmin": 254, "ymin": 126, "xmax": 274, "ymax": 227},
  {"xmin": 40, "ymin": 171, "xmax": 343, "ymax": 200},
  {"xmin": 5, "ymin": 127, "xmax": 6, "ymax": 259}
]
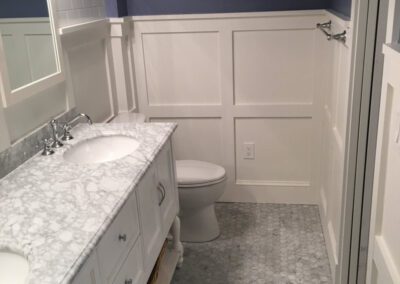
[
  {"xmin": 367, "ymin": 44, "xmax": 400, "ymax": 284},
  {"xmin": 234, "ymin": 29, "xmax": 315, "ymax": 105},
  {"xmin": 131, "ymin": 11, "xmax": 326, "ymax": 204},
  {"xmin": 61, "ymin": 20, "xmax": 118, "ymax": 123},
  {"xmin": 151, "ymin": 118, "xmax": 223, "ymax": 165},
  {"xmin": 235, "ymin": 118, "xmax": 312, "ymax": 186},
  {"xmin": 142, "ymin": 32, "xmax": 221, "ymax": 106},
  {"xmin": 315, "ymin": 12, "xmax": 352, "ymax": 282},
  {"xmin": 68, "ymin": 41, "xmax": 112, "ymax": 122}
]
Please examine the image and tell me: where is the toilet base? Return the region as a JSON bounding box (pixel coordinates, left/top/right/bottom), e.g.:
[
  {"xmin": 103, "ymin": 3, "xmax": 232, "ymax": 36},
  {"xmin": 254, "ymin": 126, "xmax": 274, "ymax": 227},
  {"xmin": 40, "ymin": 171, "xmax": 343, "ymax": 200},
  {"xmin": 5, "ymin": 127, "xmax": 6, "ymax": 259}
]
[{"xmin": 180, "ymin": 204, "xmax": 220, "ymax": 242}]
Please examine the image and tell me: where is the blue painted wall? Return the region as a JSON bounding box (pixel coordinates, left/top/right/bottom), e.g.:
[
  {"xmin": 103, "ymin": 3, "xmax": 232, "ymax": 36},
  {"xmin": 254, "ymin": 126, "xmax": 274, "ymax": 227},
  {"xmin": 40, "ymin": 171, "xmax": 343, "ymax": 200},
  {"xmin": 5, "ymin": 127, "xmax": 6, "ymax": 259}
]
[
  {"xmin": 106, "ymin": 0, "xmax": 128, "ymax": 17},
  {"xmin": 329, "ymin": 0, "xmax": 351, "ymax": 18},
  {"xmin": 0, "ymin": 0, "xmax": 48, "ymax": 18},
  {"xmin": 108, "ymin": 0, "xmax": 351, "ymax": 19},
  {"xmin": 125, "ymin": 0, "xmax": 329, "ymax": 16}
]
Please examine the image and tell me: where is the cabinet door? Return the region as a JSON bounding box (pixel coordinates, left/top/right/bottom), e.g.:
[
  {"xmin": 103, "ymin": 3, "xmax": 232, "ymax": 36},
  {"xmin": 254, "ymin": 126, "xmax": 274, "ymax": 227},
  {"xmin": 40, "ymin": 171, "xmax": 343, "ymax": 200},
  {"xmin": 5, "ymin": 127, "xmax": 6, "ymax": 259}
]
[
  {"xmin": 97, "ymin": 193, "xmax": 140, "ymax": 283},
  {"xmin": 112, "ymin": 239, "xmax": 144, "ymax": 284},
  {"xmin": 72, "ymin": 252, "xmax": 103, "ymax": 284},
  {"xmin": 156, "ymin": 140, "xmax": 179, "ymax": 234},
  {"xmin": 137, "ymin": 163, "xmax": 164, "ymax": 273}
]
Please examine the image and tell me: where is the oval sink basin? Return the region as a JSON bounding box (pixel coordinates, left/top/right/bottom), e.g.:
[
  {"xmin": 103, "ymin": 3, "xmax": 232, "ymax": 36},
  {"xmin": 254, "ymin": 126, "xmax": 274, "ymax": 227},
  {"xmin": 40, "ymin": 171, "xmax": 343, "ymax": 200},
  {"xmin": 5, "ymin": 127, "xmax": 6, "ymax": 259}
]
[
  {"xmin": 0, "ymin": 251, "xmax": 29, "ymax": 284},
  {"xmin": 64, "ymin": 135, "xmax": 140, "ymax": 164}
]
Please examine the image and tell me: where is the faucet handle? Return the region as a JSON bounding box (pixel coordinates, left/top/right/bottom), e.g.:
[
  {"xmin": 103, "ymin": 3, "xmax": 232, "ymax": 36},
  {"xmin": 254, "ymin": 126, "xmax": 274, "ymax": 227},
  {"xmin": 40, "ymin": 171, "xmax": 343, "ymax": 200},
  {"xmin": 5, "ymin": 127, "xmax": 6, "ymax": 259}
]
[
  {"xmin": 42, "ymin": 138, "xmax": 55, "ymax": 156},
  {"xmin": 49, "ymin": 119, "xmax": 63, "ymax": 148},
  {"xmin": 61, "ymin": 123, "xmax": 74, "ymax": 141}
]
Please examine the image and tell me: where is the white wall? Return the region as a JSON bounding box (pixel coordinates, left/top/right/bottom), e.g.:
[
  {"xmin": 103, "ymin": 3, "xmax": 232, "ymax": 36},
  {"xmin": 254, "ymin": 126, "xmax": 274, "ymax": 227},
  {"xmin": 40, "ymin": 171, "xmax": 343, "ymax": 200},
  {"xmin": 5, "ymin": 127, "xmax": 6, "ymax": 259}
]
[
  {"xmin": 315, "ymin": 12, "xmax": 353, "ymax": 282},
  {"xmin": 131, "ymin": 10, "xmax": 326, "ymax": 204}
]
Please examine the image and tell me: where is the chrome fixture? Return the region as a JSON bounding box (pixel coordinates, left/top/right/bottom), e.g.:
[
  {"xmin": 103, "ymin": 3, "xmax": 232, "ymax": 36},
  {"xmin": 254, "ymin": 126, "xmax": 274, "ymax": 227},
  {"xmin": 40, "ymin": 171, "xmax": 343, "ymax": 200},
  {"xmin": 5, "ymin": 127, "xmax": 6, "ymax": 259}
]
[
  {"xmin": 316, "ymin": 21, "xmax": 347, "ymax": 43},
  {"xmin": 62, "ymin": 124, "xmax": 73, "ymax": 141},
  {"xmin": 317, "ymin": 20, "xmax": 332, "ymax": 40},
  {"xmin": 332, "ymin": 30, "xmax": 347, "ymax": 43},
  {"xmin": 61, "ymin": 113, "xmax": 93, "ymax": 141},
  {"xmin": 41, "ymin": 138, "xmax": 55, "ymax": 156},
  {"xmin": 50, "ymin": 119, "xmax": 64, "ymax": 148}
]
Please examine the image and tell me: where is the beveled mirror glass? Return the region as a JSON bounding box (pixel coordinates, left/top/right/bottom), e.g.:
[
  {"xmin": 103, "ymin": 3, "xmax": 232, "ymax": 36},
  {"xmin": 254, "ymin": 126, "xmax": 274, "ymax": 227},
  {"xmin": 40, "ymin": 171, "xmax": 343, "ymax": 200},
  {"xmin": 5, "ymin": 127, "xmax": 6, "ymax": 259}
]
[{"xmin": 0, "ymin": 0, "xmax": 64, "ymax": 107}]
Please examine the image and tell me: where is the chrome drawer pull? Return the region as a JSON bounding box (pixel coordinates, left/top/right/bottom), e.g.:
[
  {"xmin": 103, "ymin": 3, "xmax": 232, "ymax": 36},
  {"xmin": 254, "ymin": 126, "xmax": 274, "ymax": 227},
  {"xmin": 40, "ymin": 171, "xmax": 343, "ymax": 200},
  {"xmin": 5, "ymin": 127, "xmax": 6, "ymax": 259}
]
[{"xmin": 118, "ymin": 234, "xmax": 127, "ymax": 242}]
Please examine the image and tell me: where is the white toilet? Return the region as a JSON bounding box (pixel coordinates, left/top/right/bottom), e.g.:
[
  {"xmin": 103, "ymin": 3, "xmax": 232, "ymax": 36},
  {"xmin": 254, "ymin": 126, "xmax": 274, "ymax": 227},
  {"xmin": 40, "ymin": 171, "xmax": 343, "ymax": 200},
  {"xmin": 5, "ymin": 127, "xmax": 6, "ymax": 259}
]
[
  {"xmin": 111, "ymin": 114, "xmax": 226, "ymax": 242},
  {"xmin": 176, "ymin": 160, "xmax": 226, "ymax": 242}
]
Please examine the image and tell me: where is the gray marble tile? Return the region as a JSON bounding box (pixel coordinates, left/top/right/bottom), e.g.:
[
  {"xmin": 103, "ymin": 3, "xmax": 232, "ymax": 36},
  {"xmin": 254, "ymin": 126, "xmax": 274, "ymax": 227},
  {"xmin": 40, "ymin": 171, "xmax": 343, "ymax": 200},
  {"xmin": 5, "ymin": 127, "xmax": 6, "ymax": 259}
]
[
  {"xmin": 0, "ymin": 109, "xmax": 78, "ymax": 179},
  {"xmin": 172, "ymin": 203, "xmax": 331, "ymax": 284}
]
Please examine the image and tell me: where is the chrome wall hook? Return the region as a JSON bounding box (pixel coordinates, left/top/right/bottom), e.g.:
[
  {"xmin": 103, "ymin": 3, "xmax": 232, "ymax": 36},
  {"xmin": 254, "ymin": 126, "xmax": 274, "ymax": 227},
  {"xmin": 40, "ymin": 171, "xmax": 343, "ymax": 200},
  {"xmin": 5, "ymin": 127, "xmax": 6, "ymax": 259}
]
[
  {"xmin": 332, "ymin": 30, "xmax": 347, "ymax": 43},
  {"xmin": 317, "ymin": 21, "xmax": 333, "ymax": 40}
]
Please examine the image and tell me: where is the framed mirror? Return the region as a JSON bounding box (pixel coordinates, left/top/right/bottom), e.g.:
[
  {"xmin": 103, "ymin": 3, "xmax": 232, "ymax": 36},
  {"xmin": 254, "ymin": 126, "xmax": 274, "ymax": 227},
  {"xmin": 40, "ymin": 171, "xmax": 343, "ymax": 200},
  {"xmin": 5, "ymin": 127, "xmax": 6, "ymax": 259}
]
[{"xmin": 0, "ymin": 0, "xmax": 64, "ymax": 107}]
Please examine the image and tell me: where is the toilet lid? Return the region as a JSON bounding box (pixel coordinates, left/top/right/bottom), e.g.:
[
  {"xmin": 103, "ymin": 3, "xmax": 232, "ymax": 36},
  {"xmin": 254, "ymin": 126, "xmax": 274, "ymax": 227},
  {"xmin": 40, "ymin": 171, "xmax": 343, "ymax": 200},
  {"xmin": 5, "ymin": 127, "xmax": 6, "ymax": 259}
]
[{"xmin": 176, "ymin": 160, "xmax": 226, "ymax": 186}]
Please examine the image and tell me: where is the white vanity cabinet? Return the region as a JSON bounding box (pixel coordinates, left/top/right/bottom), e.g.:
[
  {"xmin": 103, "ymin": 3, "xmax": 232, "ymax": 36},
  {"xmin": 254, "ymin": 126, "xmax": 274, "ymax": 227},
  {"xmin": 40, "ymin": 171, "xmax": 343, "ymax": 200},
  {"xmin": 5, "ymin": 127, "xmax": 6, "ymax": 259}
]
[{"xmin": 71, "ymin": 140, "xmax": 182, "ymax": 284}]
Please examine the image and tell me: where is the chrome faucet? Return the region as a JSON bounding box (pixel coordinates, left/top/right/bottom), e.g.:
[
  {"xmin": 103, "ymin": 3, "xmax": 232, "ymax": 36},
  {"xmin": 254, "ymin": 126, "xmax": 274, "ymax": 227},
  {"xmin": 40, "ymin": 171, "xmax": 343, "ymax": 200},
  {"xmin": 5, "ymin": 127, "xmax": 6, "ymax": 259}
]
[
  {"xmin": 50, "ymin": 119, "xmax": 64, "ymax": 148},
  {"xmin": 61, "ymin": 113, "xmax": 93, "ymax": 141}
]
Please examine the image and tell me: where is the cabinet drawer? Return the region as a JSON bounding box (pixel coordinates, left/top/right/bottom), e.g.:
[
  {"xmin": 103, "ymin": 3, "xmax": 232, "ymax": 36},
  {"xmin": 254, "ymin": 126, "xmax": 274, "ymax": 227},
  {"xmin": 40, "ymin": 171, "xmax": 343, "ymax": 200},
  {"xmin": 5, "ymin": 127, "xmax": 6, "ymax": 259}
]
[
  {"xmin": 97, "ymin": 193, "xmax": 140, "ymax": 282},
  {"xmin": 71, "ymin": 252, "xmax": 102, "ymax": 284},
  {"xmin": 112, "ymin": 238, "xmax": 144, "ymax": 284}
]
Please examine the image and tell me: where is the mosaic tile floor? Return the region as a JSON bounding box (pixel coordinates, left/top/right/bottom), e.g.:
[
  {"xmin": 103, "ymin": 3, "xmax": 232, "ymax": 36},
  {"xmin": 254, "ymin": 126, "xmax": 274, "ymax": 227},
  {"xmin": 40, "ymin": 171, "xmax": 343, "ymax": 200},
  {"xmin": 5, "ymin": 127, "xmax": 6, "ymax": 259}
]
[{"xmin": 172, "ymin": 203, "xmax": 331, "ymax": 284}]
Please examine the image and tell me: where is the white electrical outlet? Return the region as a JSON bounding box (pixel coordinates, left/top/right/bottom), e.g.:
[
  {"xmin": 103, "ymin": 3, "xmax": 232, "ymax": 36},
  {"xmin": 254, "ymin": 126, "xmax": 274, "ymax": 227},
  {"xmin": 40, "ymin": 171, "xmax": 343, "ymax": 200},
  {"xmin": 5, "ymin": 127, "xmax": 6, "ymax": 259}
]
[{"xmin": 243, "ymin": 142, "xmax": 255, "ymax": 159}]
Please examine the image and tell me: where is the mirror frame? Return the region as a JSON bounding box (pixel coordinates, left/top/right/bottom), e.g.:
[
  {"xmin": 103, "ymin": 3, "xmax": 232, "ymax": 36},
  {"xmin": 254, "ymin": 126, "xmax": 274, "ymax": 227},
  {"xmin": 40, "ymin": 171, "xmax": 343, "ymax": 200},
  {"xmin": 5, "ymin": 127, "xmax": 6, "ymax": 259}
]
[{"xmin": 0, "ymin": 0, "xmax": 64, "ymax": 107}]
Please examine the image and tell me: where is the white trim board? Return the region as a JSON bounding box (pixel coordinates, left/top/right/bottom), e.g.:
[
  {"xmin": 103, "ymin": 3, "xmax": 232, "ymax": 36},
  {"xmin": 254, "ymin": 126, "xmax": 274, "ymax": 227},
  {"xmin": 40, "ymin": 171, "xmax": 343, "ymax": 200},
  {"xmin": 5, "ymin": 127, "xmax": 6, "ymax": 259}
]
[{"xmin": 129, "ymin": 10, "xmax": 326, "ymax": 21}]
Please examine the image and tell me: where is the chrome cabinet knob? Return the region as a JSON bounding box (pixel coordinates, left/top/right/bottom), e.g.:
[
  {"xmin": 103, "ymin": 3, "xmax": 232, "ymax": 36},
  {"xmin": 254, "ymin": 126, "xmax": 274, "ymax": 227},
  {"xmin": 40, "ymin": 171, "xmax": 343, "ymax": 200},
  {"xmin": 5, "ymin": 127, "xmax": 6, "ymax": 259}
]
[{"xmin": 118, "ymin": 234, "xmax": 127, "ymax": 242}]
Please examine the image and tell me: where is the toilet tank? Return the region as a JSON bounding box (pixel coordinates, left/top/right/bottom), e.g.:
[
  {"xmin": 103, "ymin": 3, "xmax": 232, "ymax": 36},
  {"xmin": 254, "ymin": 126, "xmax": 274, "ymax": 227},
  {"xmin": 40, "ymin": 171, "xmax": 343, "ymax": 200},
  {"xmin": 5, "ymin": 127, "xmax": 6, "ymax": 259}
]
[{"xmin": 111, "ymin": 112, "xmax": 146, "ymax": 124}]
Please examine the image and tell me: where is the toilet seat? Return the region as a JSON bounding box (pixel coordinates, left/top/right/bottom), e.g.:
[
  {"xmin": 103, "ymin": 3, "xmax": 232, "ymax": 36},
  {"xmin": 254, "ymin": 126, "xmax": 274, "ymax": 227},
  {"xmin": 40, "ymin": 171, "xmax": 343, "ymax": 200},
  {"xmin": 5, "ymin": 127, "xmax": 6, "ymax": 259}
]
[{"xmin": 176, "ymin": 160, "xmax": 226, "ymax": 188}]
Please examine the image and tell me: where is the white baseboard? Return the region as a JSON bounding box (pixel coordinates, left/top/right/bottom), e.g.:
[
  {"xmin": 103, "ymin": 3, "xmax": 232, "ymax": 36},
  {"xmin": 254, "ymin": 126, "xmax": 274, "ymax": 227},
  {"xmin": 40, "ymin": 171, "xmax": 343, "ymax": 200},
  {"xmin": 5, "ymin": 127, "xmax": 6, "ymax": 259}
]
[{"xmin": 319, "ymin": 189, "xmax": 338, "ymax": 282}]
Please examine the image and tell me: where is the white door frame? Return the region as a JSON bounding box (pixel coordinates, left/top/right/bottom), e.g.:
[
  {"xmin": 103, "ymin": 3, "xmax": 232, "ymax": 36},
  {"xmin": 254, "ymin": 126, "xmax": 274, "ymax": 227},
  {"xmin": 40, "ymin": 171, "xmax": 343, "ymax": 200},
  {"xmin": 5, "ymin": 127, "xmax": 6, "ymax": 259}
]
[{"xmin": 337, "ymin": 0, "xmax": 382, "ymax": 282}]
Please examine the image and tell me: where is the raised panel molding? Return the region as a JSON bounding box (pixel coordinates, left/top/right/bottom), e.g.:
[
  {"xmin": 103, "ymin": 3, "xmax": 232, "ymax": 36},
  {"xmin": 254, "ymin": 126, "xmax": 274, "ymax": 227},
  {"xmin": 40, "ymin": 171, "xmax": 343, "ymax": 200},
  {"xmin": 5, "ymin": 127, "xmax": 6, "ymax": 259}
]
[
  {"xmin": 132, "ymin": 11, "xmax": 328, "ymax": 204},
  {"xmin": 142, "ymin": 32, "xmax": 221, "ymax": 106},
  {"xmin": 233, "ymin": 29, "xmax": 315, "ymax": 105},
  {"xmin": 235, "ymin": 117, "xmax": 313, "ymax": 186},
  {"xmin": 150, "ymin": 118, "xmax": 224, "ymax": 166}
]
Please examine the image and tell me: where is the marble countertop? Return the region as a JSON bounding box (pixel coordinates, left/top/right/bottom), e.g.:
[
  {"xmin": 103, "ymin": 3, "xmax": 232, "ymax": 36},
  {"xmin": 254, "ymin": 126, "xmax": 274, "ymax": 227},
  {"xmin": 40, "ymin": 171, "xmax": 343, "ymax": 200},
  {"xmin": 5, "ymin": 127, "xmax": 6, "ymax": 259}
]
[{"xmin": 0, "ymin": 122, "xmax": 177, "ymax": 284}]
